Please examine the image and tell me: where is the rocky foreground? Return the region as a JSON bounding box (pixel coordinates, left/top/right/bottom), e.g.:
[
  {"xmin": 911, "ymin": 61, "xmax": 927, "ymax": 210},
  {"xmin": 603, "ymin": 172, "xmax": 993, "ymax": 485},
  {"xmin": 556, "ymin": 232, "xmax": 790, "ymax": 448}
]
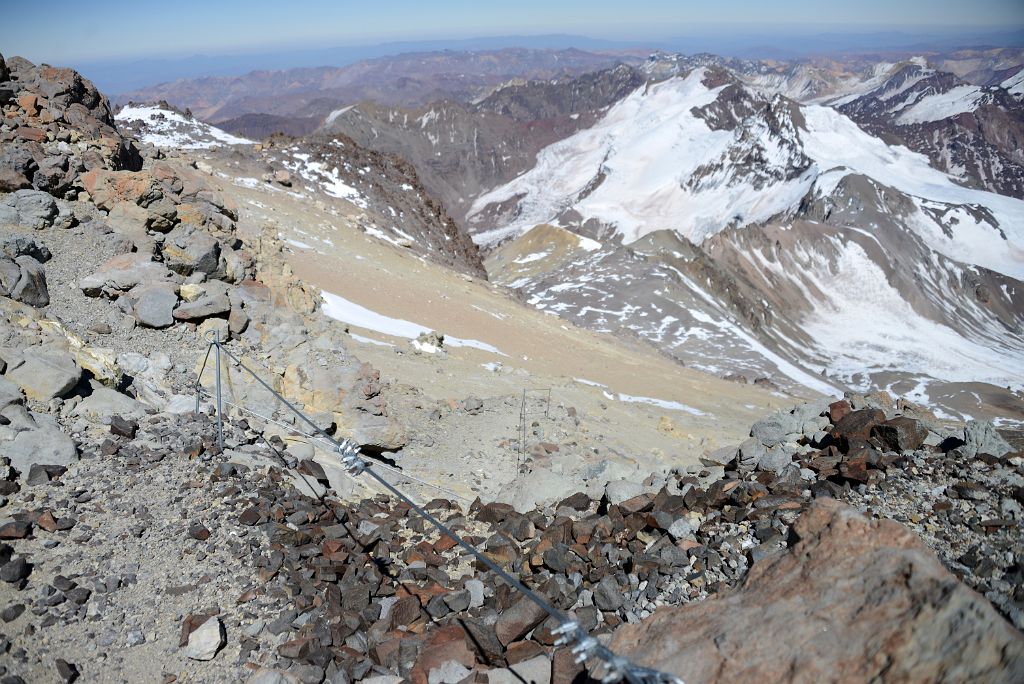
[
  {"xmin": 1, "ymin": 368, "xmax": 1023, "ymax": 683},
  {"xmin": 0, "ymin": 51, "xmax": 1023, "ymax": 683}
]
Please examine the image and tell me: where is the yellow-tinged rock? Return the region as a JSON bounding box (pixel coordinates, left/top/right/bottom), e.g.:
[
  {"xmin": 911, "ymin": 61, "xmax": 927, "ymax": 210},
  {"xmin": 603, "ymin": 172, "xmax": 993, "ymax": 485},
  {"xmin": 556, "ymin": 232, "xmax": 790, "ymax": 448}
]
[
  {"xmin": 179, "ymin": 283, "xmax": 206, "ymax": 302},
  {"xmin": 75, "ymin": 346, "xmax": 121, "ymax": 386},
  {"xmin": 36, "ymin": 319, "xmax": 121, "ymax": 386}
]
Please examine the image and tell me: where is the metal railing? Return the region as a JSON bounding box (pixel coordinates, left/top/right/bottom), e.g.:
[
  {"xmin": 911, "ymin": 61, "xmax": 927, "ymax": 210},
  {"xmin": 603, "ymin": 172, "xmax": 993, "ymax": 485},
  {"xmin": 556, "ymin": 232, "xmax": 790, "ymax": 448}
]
[{"xmin": 194, "ymin": 331, "xmax": 682, "ymax": 684}]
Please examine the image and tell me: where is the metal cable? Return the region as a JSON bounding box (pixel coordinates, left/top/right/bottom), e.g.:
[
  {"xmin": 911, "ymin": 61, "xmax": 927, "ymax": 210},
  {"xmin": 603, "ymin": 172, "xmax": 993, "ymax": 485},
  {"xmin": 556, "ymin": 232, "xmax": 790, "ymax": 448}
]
[
  {"xmin": 202, "ymin": 389, "xmax": 473, "ymax": 504},
  {"xmin": 202, "ymin": 338, "xmax": 682, "ymax": 684}
]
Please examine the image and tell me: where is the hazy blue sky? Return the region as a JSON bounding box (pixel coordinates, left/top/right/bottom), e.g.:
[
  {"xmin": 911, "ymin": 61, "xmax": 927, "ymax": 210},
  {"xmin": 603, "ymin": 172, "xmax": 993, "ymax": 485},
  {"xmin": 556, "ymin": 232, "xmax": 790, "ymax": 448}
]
[{"xmin": 3, "ymin": 0, "xmax": 1024, "ymax": 63}]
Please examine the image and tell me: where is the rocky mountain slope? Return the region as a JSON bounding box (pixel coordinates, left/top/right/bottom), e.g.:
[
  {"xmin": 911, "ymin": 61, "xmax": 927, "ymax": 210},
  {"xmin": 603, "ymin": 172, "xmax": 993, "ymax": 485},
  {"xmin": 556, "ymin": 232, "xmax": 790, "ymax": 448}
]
[
  {"xmin": 319, "ymin": 65, "xmax": 647, "ymax": 224},
  {"xmin": 0, "ymin": 51, "xmax": 1022, "ymax": 683},
  {"xmin": 466, "ymin": 66, "xmax": 1024, "ymax": 419}
]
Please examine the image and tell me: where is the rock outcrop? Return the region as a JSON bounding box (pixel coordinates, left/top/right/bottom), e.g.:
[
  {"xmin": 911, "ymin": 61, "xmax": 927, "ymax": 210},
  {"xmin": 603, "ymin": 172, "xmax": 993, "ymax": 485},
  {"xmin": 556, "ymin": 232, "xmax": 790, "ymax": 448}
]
[
  {"xmin": 609, "ymin": 498, "xmax": 1024, "ymax": 684},
  {"xmin": 0, "ymin": 53, "xmax": 141, "ymax": 196}
]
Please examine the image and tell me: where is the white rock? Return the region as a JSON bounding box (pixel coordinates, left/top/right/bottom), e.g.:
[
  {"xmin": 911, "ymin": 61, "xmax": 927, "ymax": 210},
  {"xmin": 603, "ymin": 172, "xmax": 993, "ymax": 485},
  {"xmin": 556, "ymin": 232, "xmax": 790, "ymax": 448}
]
[
  {"xmin": 465, "ymin": 579, "xmax": 485, "ymax": 608},
  {"xmin": 428, "ymin": 660, "xmax": 473, "ymax": 684},
  {"xmin": 487, "ymin": 655, "xmax": 551, "ymax": 684},
  {"xmin": 72, "ymin": 386, "xmax": 147, "ymax": 419},
  {"xmin": 605, "ymin": 479, "xmax": 646, "ymax": 505},
  {"xmin": 183, "ymin": 616, "xmax": 225, "ymax": 660},
  {"xmin": 245, "ymin": 669, "xmax": 300, "ymax": 684}
]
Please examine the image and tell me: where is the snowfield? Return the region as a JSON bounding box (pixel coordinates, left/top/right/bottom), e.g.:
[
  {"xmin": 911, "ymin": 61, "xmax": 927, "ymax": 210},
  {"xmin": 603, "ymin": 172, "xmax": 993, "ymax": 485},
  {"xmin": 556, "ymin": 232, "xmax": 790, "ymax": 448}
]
[
  {"xmin": 115, "ymin": 105, "xmax": 253, "ymax": 149},
  {"xmin": 470, "ymin": 70, "xmax": 1024, "ymax": 280},
  {"xmin": 895, "ymin": 84, "xmax": 986, "ymax": 124},
  {"xmin": 321, "ymin": 291, "xmax": 505, "ymax": 355}
]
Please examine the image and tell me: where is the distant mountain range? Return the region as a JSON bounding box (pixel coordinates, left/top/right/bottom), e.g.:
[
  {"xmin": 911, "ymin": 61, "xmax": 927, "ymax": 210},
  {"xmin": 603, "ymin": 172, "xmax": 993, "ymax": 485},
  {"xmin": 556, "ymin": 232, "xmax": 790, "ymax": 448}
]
[{"xmin": 74, "ymin": 29, "xmax": 1024, "ymax": 95}]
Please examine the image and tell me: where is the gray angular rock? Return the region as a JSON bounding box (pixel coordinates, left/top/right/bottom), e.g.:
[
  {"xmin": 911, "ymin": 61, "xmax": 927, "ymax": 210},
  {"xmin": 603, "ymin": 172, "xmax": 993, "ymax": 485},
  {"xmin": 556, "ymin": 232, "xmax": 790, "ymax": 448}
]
[
  {"xmin": 756, "ymin": 448, "xmax": 793, "ymax": 475},
  {"xmin": 1, "ymin": 425, "xmax": 78, "ymax": 475},
  {"xmin": 0, "ymin": 258, "xmax": 21, "ymax": 296},
  {"xmin": 10, "ymin": 255, "xmax": 49, "ymax": 307},
  {"xmin": 667, "ymin": 517, "xmax": 696, "ymax": 541},
  {"xmin": 605, "ymin": 479, "xmax": 646, "ymax": 505},
  {"xmin": 71, "ymin": 386, "xmax": 147, "ymax": 419},
  {"xmin": 593, "ymin": 575, "xmax": 625, "ymax": 611},
  {"xmin": 0, "ymin": 376, "xmax": 23, "ymax": 409},
  {"xmin": 962, "ymin": 420, "xmax": 1012, "ymax": 458},
  {"xmin": 750, "ymin": 414, "xmax": 797, "ymax": 447},
  {"xmin": 129, "ymin": 283, "xmax": 178, "ymax": 328},
  {"xmin": 173, "ymin": 292, "xmax": 230, "ymax": 321},
  {"xmin": 162, "ymin": 225, "xmax": 220, "ymax": 276},
  {"xmin": 0, "ymin": 190, "xmax": 57, "ymax": 229},
  {"xmin": 0, "ymin": 235, "xmax": 51, "ymax": 262},
  {"xmin": 465, "ymin": 579, "xmax": 485, "ymax": 608},
  {"xmin": 6, "ymin": 352, "xmax": 80, "ymax": 400},
  {"xmin": 737, "ymin": 437, "xmax": 766, "ymax": 473}
]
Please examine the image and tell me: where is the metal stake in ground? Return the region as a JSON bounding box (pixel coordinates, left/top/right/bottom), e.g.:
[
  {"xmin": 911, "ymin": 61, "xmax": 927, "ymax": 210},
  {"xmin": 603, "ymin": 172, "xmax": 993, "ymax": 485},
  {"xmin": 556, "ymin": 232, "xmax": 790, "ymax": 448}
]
[{"xmin": 212, "ymin": 330, "xmax": 224, "ymax": 452}]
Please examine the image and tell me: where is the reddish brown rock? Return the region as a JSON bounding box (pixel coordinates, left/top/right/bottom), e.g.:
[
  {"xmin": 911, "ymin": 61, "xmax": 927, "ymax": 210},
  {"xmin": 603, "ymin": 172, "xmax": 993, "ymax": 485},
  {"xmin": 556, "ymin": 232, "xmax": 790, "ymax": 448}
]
[
  {"xmin": 828, "ymin": 399, "xmax": 851, "ymax": 423},
  {"xmin": 609, "ymin": 500, "xmax": 1024, "ymax": 683},
  {"xmin": 872, "ymin": 417, "xmax": 929, "ymax": 452},
  {"xmin": 36, "ymin": 511, "xmax": 58, "ymax": 533},
  {"xmin": 831, "ymin": 408, "xmax": 886, "ymax": 443},
  {"xmin": 495, "ymin": 595, "xmax": 550, "ymax": 646},
  {"xmin": 17, "ymin": 93, "xmax": 38, "ymax": 114},
  {"xmin": 409, "ymin": 624, "xmax": 475, "ymax": 684},
  {"xmin": 16, "ymin": 127, "xmax": 46, "ymax": 142},
  {"xmin": 0, "ymin": 520, "xmax": 31, "ymax": 540}
]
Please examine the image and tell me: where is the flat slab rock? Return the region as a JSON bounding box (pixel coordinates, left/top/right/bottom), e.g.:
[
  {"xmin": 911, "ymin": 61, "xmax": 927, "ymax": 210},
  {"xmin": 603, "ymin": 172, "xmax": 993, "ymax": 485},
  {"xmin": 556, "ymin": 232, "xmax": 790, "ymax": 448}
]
[{"xmin": 609, "ymin": 499, "xmax": 1024, "ymax": 684}]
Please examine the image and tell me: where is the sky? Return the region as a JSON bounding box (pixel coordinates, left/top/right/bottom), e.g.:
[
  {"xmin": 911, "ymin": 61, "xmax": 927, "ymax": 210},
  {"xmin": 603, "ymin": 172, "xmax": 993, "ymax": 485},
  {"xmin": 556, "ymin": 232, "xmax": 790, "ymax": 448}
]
[{"xmin": 3, "ymin": 0, "xmax": 1024, "ymax": 63}]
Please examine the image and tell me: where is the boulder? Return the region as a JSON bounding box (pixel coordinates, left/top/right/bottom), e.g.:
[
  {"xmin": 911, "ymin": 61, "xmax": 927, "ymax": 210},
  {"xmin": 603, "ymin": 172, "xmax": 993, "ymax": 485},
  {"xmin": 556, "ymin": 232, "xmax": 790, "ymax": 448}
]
[
  {"xmin": 0, "ymin": 377, "xmax": 23, "ymax": 409},
  {"xmin": 129, "ymin": 283, "xmax": 178, "ymax": 328},
  {"xmin": 79, "ymin": 252, "xmax": 179, "ymax": 295},
  {"xmin": 1, "ymin": 425, "xmax": 78, "ymax": 475},
  {"xmin": 872, "ymin": 417, "xmax": 928, "ymax": 452},
  {"xmin": 71, "ymin": 386, "xmax": 147, "ymax": 419},
  {"xmin": 0, "ymin": 190, "xmax": 58, "ymax": 229},
  {"xmin": 605, "ymin": 479, "xmax": 646, "ymax": 505},
  {"xmin": 106, "ymin": 201, "xmax": 155, "ymax": 251},
  {"xmin": 831, "ymin": 408, "xmax": 886, "ymax": 443},
  {"xmin": 736, "ymin": 437, "xmax": 766, "ymax": 472},
  {"xmin": 609, "ymin": 499, "xmax": 1024, "ymax": 684},
  {"xmin": 6, "ymin": 351, "xmax": 80, "ymax": 400},
  {"xmin": 80, "ymin": 169, "xmax": 161, "ymax": 211},
  {"xmin": 0, "ymin": 235, "xmax": 51, "ymax": 262},
  {"xmin": 750, "ymin": 414, "xmax": 795, "ymax": 447},
  {"xmin": 962, "ymin": 420, "xmax": 1012, "ymax": 458},
  {"xmin": 162, "ymin": 225, "xmax": 220, "ymax": 276},
  {"xmin": 173, "ymin": 292, "xmax": 230, "ymax": 321},
  {"xmin": 183, "ymin": 616, "xmax": 225, "ymax": 660},
  {"xmin": 9, "ymin": 255, "xmax": 49, "ymax": 306},
  {"xmin": 0, "ymin": 143, "xmax": 36, "ymax": 193},
  {"xmin": 755, "ymin": 447, "xmax": 793, "ymax": 474},
  {"xmin": 495, "ymin": 594, "xmax": 549, "ymax": 646}
]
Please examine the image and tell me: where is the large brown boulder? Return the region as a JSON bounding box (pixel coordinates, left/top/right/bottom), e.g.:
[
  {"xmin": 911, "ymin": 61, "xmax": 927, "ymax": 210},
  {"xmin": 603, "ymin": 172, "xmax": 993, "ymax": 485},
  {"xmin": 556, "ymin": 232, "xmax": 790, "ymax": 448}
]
[{"xmin": 609, "ymin": 499, "xmax": 1024, "ymax": 684}]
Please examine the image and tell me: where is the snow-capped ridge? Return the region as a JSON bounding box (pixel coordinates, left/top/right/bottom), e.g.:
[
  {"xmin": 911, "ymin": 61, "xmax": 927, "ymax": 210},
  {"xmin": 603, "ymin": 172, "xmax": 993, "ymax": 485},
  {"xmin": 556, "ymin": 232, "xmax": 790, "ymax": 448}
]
[{"xmin": 115, "ymin": 104, "xmax": 253, "ymax": 149}]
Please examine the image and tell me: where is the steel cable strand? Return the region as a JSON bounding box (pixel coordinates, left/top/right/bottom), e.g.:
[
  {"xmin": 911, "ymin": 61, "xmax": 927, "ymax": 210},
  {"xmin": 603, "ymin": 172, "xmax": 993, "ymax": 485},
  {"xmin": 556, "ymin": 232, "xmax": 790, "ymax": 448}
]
[{"xmin": 206, "ymin": 339, "xmax": 682, "ymax": 683}]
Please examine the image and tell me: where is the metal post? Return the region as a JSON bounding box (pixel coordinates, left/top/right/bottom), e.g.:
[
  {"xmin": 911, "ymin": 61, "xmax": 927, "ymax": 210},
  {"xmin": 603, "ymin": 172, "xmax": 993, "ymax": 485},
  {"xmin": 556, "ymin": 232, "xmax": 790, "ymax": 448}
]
[
  {"xmin": 214, "ymin": 330, "xmax": 224, "ymax": 452},
  {"xmin": 519, "ymin": 389, "xmax": 527, "ymax": 469}
]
